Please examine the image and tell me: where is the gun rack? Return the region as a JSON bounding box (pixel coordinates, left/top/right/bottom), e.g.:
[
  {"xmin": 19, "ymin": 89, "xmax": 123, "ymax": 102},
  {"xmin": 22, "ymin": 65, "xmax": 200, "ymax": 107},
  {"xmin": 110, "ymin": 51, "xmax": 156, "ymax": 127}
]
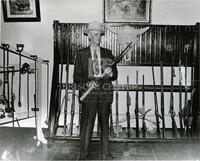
[{"xmin": 48, "ymin": 21, "xmax": 200, "ymax": 140}]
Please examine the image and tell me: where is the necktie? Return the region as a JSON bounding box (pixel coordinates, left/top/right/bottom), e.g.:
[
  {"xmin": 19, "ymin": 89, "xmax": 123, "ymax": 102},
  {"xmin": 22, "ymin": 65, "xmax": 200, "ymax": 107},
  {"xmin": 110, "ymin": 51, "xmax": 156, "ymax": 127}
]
[{"xmin": 93, "ymin": 49, "xmax": 100, "ymax": 77}]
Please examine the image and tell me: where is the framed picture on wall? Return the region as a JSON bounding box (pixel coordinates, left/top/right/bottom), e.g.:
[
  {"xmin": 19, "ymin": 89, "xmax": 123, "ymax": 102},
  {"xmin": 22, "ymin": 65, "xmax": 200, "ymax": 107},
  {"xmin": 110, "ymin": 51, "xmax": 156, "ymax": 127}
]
[
  {"xmin": 2, "ymin": 0, "xmax": 41, "ymax": 22},
  {"xmin": 104, "ymin": 0, "xmax": 151, "ymax": 23}
]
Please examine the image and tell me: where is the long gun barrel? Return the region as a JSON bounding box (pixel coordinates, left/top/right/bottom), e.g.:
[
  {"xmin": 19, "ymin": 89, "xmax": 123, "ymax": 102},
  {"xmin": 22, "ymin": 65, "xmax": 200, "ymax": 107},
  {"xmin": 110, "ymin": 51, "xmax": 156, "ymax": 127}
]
[
  {"xmin": 178, "ymin": 59, "xmax": 184, "ymax": 137},
  {"xmin": 160, "ymin": 61, "xmax": 165, "ymax": 138},
  {"xmin": 169, "ymin": 55, "xmax": 179, "ymax": 138},
  {"xmin": 141, "ymin": 75, "xmax": 147, "ymax": 138},
  {"xmin": 152, "ymin": 64, "xmax": 161, "ymax": 138},
  {"xmin": 126, "ymin": 76, "xmax": 131, "ymax": 138},
  {"xmin": 64, "ymin": 64, "xmax": 69, "ymax": 137},
  {"xmin": 69, "ymin": 83, "xmax": 76, "ymax": 136},
  {"xmin": 115, "ymin": 79, "xmax": 119, "ymax": 137},
  {"xmin": 135, "ymin": 71, "xmax": 139, "ymax": 138}
]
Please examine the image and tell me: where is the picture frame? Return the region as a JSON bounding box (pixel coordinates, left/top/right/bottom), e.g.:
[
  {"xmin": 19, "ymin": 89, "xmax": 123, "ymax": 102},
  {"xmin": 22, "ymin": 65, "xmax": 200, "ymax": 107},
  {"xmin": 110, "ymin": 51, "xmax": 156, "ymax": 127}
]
[
  {"xmin": 104, "ymin": 0, "xmax": 151, "ymax": 23},
  {"xmin": 2, "ymin": 0, "xmax": 41, "ymax": 22}
]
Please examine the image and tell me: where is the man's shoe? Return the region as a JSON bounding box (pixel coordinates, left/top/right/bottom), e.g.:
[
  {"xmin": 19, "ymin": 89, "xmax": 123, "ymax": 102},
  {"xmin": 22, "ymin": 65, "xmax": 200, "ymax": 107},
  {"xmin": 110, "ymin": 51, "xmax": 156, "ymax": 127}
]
[{"xmin": 77, "ymin": 152, "xmax": 88, "ymax": 160}]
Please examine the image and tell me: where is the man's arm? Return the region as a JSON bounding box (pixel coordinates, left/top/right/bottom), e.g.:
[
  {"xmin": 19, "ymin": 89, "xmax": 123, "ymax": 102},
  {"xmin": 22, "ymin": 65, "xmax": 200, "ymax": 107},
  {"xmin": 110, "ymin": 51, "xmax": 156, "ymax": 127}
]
[{"xmin": 73, "ymin": 52, "xmax": 88, "ymax": 85}]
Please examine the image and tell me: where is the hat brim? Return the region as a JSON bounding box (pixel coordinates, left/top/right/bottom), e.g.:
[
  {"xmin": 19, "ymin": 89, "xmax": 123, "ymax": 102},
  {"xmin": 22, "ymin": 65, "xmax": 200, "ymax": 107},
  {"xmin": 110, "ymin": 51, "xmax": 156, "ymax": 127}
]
[{"xmin": 84, "ymin": 29, "xmax": 105, "ymax": 36}]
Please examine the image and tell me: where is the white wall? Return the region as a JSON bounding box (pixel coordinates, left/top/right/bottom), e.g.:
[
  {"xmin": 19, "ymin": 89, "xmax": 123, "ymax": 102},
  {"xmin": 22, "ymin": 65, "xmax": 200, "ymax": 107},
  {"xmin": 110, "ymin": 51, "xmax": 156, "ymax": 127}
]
[
  {"xmin": 0, "ymin": 0, "xmax": 199, "ymax": 129},
  {"xmin": 152, "ymin": 0, "xmax": 200, "ymax": 25},
  {"xmin": 0, "ymin": 1, "xmax": 1, "ymax": 61}
]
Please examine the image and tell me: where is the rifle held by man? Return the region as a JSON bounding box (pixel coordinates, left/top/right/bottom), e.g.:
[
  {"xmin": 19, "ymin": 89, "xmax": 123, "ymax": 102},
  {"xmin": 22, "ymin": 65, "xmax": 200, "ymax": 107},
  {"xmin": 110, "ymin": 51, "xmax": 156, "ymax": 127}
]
[{"xmin": 80, "ymin": 42, "xmax": 133, "ymax": 101}]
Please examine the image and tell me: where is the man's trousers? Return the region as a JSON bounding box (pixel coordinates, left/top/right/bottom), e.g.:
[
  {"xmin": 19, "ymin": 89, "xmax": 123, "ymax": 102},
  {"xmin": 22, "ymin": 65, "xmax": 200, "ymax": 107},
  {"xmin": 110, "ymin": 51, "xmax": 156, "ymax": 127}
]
[{"xmin": 79, "ymin": 99, "xmax": 111, "ymax": 158}]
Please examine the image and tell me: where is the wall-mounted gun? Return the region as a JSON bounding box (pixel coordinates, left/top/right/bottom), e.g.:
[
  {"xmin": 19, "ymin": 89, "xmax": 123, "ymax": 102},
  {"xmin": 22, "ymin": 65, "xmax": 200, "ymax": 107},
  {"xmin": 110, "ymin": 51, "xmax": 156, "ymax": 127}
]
[
  {"xmin": 69, "ymin": 83, "xmax": 76, "ymax": 136},
  {"xmin": 160, "ymin": 61, "xmax": 165, "ymax": 138},
  {"xmin": 126, "ymin": 76, "xmax": 131, "ymax": 138},
  {"xmin": 169, "ymin": 53, "xmax": 179, "ymax": 138},
  {"xmin": 115, "ymin": 79, "xmax": 119, "ymax": 137},
  {"xmin": 139, "ymin": 75, "xmax": 151, "ymax": 138},
  {"xmin": 178, "ymin": 58, "xmax": 184, "ymax": 137},
  {"xmin": 152, "ymin": 63, "xmax": 161, "ymax": 138},
  {"xmin": 135, "ymin": 70, "xmax": 139, "ymax": 138}
]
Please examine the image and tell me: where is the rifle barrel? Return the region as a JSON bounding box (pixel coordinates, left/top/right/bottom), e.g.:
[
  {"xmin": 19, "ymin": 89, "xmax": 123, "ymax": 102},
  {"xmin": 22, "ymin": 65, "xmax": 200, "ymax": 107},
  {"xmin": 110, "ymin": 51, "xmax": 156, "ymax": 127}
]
[
  {"xmin": 115, "ymin": 79, "xmax": 119, "ymax": 137},
  {"xmin": 179, "ymin": 60, "xmax": 184, "ymax": 137},
  {"xmin": 170, "ymin": 55, "xmax": 179, "ymax": 138},
  {"xmin": 142, "ymin": 75, "xmax": 146, "ymax": 138},
  {"xmin": 135, "ymin": 71, "xmax": 139, "ymax": 138},
  {"xmin": 152, "ymin": 64, "xmax": 161, "ymax": 138},
  {"xmin": 160, "ymin": 61, "xmax": 165, "ymax": 138},
  {"xmin": 126, "ymin": 76, "xmax": 131, "ymax": 138}
]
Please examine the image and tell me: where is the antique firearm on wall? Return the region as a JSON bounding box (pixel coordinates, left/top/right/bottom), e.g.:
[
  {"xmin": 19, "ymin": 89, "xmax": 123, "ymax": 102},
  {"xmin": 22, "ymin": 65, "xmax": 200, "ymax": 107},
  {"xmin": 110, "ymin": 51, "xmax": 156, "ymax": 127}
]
[
  {"xmin": 139, "ymin": 75, "xmax": 151, "ymax": 138},
  {"xmin": 126, "ymin": 76, "xmax": 131, "ymax": 138},
  {"xmin": 135, "ymin": 71, "xmax": 139, "ymax": 138},
  {"xmin": 183, "ymin": 44, "xmax": 193, "ymax": 138},
  {"xmin": 169, "ymin": 54, "xmax": 179, "ymax": 138},
  {"xmin": 178, "ymin": 58, "xmax": 184, "ymax": 137},
  {"xmin": 110, "ymin": 106, "xmax": 115, "ymax": 137},
  {"xmin": 69, "ymin": 83, "xmax": 76, "ymax": 136},
  {"xmin": 115, "ymin": 79, "xmax": 120, "ymax": 137},
  {"xmin": 160, "ymin": 61, "xmax": 165, "ymax": 138},
  {"xmin": 152, "ymin": 63, "xmax": 161, "ymax": 138}
]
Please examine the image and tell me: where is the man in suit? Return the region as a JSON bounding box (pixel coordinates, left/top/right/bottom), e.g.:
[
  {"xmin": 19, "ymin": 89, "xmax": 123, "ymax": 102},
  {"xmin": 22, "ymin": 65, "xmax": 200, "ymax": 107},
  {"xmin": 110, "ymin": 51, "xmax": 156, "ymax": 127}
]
[{"xmin": 73, "ymin": 21, "xmax": 118, "ymax": 160}]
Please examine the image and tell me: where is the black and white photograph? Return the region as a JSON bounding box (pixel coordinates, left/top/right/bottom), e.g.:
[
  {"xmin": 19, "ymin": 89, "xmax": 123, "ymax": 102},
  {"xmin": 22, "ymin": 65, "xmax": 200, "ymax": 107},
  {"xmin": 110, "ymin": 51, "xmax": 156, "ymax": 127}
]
[{"xmin": 0, "ymin": 0, "xmax": 200, "ymax": 160}]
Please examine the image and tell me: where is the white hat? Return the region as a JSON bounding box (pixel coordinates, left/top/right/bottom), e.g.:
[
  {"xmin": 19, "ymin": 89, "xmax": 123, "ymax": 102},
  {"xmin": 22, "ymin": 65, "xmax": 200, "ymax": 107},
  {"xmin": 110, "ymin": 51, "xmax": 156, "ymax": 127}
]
[{"xmin": 84, "ymin": 21, "xmax": 105, "ymax": 35}]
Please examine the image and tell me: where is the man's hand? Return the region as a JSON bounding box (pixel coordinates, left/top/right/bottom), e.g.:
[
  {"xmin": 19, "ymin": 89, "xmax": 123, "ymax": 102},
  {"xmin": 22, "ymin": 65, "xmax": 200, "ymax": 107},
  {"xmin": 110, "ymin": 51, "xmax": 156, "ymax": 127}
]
[
  {"xmin": 104, "ymin": 67, "xmax": 113, "ymax": 77},
  {"xmin": 87, "ymin": 80, "xmax": 99, "ymax": 88}
]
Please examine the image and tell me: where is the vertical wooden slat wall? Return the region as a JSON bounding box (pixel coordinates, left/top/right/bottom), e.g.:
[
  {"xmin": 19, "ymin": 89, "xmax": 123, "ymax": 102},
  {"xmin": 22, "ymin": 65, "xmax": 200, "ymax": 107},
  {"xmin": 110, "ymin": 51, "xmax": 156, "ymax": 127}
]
[{"xmin": 53, "ymin": 23, "xmax": 197, "ymax": 66}]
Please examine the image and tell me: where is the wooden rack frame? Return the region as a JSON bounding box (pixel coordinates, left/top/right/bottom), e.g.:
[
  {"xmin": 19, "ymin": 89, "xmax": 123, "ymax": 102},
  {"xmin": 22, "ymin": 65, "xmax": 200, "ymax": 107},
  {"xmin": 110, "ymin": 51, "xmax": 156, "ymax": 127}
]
[{"xmin": 48, "ymin": 21, "xmax": 200, "ymax": 140}]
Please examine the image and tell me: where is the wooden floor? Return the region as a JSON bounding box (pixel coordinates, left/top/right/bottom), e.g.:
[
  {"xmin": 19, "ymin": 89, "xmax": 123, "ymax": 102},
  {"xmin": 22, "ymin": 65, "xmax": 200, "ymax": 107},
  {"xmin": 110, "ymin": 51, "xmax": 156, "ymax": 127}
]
[{"xmin": 0, "ymin": 127, "xmax": 199, "ymax": 161}]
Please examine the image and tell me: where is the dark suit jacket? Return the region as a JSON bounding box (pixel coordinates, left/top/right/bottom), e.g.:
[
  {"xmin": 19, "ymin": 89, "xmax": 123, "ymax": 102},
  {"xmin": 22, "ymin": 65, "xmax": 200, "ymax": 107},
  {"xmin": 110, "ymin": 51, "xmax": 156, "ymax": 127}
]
[{"xmin": 73, "ymin": 46, "xmax": 118, "ymax": 103}]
